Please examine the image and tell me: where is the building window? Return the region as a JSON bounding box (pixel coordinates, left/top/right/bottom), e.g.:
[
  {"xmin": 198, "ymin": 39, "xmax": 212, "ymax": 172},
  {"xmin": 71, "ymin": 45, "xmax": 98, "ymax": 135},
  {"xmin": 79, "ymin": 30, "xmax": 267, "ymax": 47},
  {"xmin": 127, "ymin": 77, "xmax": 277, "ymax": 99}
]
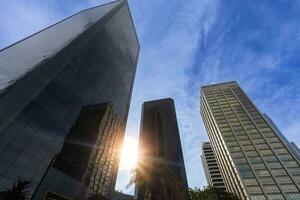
[
  {"xmin": 249, "ymin": 194, "xmax": 266, "ymax": 200},
  {"xmin": 249, "ymin": 157, "xmax": 262, "ymax": 164},
  {"xmin": 235, "ymin": 158, "xmax": 247, "ymax": 164},
  {"xmin": 274, "ymin": 148, "xmax": 289, "ymax": 155},
  {"xmin": 245, "ymin": 150, "xmax": 259, "ymax": 157},
  {"xmin": 264, "ymin": 185, "xmax": 280, "ymax": 193},
  {"xmin": 252, "ymin": 163, "xmax": 266, "ymax": 170},
  {"xmin": 256, "ymin": 169, "xmax": 270, "ymax": 177},
  {"xmin": 285, "ymin": 161, "xmax": 299, "ymax": 168},
  {"xmin": 286, "ymin": 193, "xmax": 300, "ymax": 200},
  {"xmin": 268, "ymin": 162, "xmax": 282, "ymax": 169},
  {"xmin": 288, "ymin": 168, "xmax": 300, "ymax": 175},
  {"xmin": 256, "ymin": 144, "xmax": 269, "ymax": 150},
  {"xmin": 278, "ymin": 154, "xmax": 294, "ymax": 161},
  {"xmin": 244, "ymin": 178, "xmax": 259, "ymax": 186},
  {"xmin": 259, "ymin": 177, "xmax": 275, "ymax": 185},
  {"xmin": 277, "ymin": 176, "xmax": 293, "ymax": 184},
  {"xmin": 240, "ymin": 170, "xmax": 255, "ymax": 178},
  {"xmin": 281, "ymin": 184, "xmax": 299, "ymax": 193},
  {"xmin": 271, "ymin": 169, "xmax": 287, "ymax": 176},
  {"xmin": 237, "ymin": 163, "xmax": 251, "ymax": 171},
  {"xmin": 267, "ymin": 194, "xmax": 284, "ymax": 200},
  {"xmin": 247, "ymin": 186, "xmax": 263, "ymax": 194},
  {"xmin": 260, "ymin": 149, "xmax": 273, "ymax": 156},
  {"xmin": 244, "ymin": 145, "xmax": 255, "ymax": 151},
  {"xmin": 231, "ymin": 152, "xmax": 244, "ymax": 158},
  {"xmin": 264, "ymin": 155, "xmax": 278, "ymax": 162}
]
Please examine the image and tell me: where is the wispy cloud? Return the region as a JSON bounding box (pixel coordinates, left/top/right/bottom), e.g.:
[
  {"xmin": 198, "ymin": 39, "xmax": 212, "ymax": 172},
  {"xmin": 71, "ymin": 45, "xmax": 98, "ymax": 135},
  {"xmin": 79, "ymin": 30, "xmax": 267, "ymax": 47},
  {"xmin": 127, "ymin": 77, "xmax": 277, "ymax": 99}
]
[
  {"xmin": 116, "ymin": 0, "xmax": 220, "ymax": 193},
  {"xmin": 0, "ymin": 0, "xmax": 110, "ymax": 48}
]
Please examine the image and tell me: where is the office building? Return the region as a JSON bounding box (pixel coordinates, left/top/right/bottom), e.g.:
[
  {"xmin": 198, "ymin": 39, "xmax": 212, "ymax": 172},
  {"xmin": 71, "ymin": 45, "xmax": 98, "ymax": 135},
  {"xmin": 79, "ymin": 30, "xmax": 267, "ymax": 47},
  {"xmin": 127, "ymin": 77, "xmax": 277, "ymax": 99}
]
[
  {"xmin": 135, "ymin": 98, "xmax": 188, "ymax": 200},
  {"xmin": 290, "ymin": 142, "xmax": 300, "ymax": 161},
  {"xmin": 0, "ymin": 0, "xmax": 139, "ymax": 199},
  {"xmin": 201, "ymin": 81, "xmax": 300, "ymax": 200},
  {"xmin": 201, "ymin": 142, "xmax": 226, "ymax": 190},
  {"xmin": 32, "ymin": 103, "xmax": 124, "ymax": 199},
  {"xmin": 263, "ymin": 114, "xmax": 300, "ymax": 162}
]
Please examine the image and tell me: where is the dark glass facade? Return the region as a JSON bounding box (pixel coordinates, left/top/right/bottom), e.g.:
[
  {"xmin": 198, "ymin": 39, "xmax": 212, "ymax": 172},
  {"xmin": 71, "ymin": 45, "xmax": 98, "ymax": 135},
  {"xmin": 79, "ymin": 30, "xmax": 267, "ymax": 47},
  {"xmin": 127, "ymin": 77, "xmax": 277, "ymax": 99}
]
[
  {"xmin": 0, "ymin": 0, "xmax": 139, "ymax": 199},
  {"xmin": 135, "ymin": 98, "xmax": 188, "ymax": 200},
  {"xmin": 33, "ymin": 103, "xmax": 124, "ymax": 199}
]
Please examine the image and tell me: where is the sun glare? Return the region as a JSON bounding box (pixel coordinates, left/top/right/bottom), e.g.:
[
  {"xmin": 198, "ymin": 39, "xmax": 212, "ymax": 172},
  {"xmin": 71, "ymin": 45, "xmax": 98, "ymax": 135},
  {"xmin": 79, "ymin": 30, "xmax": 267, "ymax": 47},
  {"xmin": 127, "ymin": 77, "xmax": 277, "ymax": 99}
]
[{"xmin": 119, "ymin": 136, "xmax": 139, "ymax": 170}]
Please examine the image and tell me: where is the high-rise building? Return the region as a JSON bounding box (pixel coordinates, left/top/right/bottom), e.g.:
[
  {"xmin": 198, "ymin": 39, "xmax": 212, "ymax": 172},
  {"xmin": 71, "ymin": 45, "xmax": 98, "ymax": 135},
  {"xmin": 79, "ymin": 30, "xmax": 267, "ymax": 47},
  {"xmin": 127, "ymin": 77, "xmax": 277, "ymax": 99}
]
[
  {"xmin": 290, "ymin": 142, "xmax": 300, "ymax": 161},
  {"xmin": 201, "ymin": 142, "xmax": 226, "ymax": 190},
  {"xmin": 201, "ymin": 81, "xmax": 300, "ymax": 200},
  {"xmin": 263, "ymin": 114, "xmax": 300, "ymax": 162},
  {"xmin": 135, "ymin": 98, "xmax": 188, "ymax": 200},
  {"xmin": 32, "ymin": 103, "xmax": 124, "ymax": 199},
  {"xmin": 0, "ymin": 0, "xmax": 139, "ymax": 198}
]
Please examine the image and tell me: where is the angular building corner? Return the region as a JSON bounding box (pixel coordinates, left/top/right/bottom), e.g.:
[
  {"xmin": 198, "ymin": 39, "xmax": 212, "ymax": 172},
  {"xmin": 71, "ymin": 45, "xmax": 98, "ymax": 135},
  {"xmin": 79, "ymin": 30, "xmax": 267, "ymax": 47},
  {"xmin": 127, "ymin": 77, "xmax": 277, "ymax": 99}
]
[
  {"xmin": 135, "ymin": 98, "xmax": 188, "ymax": 200},
  {"xmin": 0, "ymin": 0, "xmax": 139, "ymax": 199},
  {"xmin": 200, "ymin": 81, "xmax": 300, "ymax": 200}
]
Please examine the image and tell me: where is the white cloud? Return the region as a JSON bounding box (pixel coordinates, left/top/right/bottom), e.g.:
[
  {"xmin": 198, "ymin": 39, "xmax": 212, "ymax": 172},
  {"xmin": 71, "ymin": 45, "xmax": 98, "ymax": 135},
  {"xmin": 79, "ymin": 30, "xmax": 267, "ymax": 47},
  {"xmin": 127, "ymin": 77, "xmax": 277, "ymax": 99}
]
[{"xmin": 116, "ymin": 0, "xmax": 220, "ymax": 193}]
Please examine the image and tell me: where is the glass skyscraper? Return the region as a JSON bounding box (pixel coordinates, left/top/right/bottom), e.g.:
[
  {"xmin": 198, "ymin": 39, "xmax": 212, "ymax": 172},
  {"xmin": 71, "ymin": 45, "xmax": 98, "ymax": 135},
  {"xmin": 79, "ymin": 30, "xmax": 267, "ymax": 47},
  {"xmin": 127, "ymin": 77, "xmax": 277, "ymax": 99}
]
[
  {"xmin": 0, "ymin": 0, "xmax": 139, "ymax": 199},
  {"xmin": 32, "ymin": 103, "xmax": 124, "ymax": 199},
  {"xmin": 136, "ymin": 98, "xmax": 188, "ymax": 200},
  {"xmin": 201, "ymin": 81, "xmax": 300, "ymax": 200}
]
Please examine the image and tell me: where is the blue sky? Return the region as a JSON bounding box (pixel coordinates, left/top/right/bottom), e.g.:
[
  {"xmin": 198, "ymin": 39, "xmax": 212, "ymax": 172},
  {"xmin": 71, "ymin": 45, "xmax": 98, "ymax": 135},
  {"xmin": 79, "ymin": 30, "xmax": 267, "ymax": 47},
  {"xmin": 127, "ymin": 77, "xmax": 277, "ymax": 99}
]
[{"xmin": 1, "ymin": 0, "xmax": 300, "ymax": 195}]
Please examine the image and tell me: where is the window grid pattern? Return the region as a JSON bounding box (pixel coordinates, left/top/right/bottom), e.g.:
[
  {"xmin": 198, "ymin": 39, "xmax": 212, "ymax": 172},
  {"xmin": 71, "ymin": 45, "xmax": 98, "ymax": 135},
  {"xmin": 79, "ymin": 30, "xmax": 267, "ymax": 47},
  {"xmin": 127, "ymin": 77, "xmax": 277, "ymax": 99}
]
[
  {"xmin": 200, "ymin": 82, "xmax": 300, "ymax": 200},
  {"xmin": 53, "ymin": 104, "xmax": 124, "ymax": 198}
]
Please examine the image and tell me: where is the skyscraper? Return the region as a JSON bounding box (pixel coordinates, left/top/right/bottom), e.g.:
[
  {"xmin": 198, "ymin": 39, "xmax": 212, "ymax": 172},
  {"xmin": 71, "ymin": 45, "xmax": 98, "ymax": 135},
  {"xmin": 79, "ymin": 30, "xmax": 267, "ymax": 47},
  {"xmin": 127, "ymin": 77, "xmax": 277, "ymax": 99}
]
[
  {"xmin": 201, "ymin": 142, "xmax": 226, "ymax": 190},
  {"xmin": 263, "ymin": 114, "xmax": 300, "ymax": 162},
  {"xmin": 32, "ymin": 103, "xmax": 124, "ymax": 199},
  {"xmin": 136, "ymin": 98, "xmax": 188, "ymax": 200},
  {"xmin": 201, "ymin": 81, "xmax": 300, "ymax": 200},
  {"xmin": 0, "ymin": 0, "xmax": 139, "ymax": 198},
  {"xmin": 290, "ymin": 142, "xmax": 300, "ymax": 161}
]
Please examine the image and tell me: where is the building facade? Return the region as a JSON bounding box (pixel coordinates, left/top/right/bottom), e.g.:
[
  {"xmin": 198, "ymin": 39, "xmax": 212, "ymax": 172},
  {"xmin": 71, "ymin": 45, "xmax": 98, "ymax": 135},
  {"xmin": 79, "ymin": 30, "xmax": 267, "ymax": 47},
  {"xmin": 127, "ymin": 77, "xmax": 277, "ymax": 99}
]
[
  {"xmin": 135, "ymin": 98, "xmax": 188, "ymax": 200},
  {"xmin": 201, "ymin": 81, "xmax": 300, "ymax": 200},
  {"xmin": 201, "ymin": 142, "xmax": 226, "ymax": 190},
  {"xmin": 290, "ymin": 142, "xmax": 300, "ymax": 161},
  {"xmin": 32, "ymin": 103, "xmax": 124, "ymax": 199},
  {"xmin": 0, "ymin": 0, "xmax": 139, "ymax": 198}
]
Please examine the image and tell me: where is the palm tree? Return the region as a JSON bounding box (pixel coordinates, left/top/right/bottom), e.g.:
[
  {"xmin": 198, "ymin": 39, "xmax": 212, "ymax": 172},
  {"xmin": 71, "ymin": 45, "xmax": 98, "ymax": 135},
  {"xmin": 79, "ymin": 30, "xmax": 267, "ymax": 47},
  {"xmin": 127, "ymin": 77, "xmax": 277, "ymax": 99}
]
[
  {"xmin": 0, "ymin": 179, "xmax": 31, "ymax": 200},
  {"xmin": 188, "ymin": 186, "xmax": 240, "ymax": 200},
  {"xmin": 128, "ymin": 158, "xmax": 185, "ymax": 200}
]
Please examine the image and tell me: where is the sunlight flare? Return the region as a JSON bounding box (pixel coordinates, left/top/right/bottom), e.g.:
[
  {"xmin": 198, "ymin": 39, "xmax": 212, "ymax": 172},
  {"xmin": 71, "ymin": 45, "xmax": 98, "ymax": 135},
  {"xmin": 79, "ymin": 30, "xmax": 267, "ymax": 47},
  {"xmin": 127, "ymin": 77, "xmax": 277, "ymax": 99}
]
[{"xmin": 119, "ymin": 136, "xmax": 139, "ymax": 170}]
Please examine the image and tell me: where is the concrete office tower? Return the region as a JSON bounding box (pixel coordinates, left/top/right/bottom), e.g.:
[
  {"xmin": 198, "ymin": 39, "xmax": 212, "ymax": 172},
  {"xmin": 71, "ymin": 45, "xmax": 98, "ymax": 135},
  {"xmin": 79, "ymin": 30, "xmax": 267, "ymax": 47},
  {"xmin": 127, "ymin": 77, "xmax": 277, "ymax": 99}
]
[
  {"xmin": 263, "ymin": 114, "xmax": 300, "ymax": 162},
  {"xmin": 290, "ymin": 142, "xmax": 300, "ymax": 161},
  {"xmin": 201, "ymin": 142, "xmax": 226, "ymax": 190},
  {"xmin": 0, "ymin": 0, "xmax": 139, "ymax": 198},
  {"xmin": 201, "ymin": 81, "xmax": 300, "ymax": 200},
  {"xmin": 136, "ymin": 98, "xmax": 188, "ymax": 200}
]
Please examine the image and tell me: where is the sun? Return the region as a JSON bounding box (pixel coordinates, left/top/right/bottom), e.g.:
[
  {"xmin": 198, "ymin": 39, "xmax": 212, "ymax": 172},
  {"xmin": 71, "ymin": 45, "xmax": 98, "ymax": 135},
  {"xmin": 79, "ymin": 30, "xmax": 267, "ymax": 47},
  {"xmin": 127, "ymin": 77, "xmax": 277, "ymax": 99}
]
[{"xmin": 119, "ymin": 136, "xmax": 139, "ymax": 170}]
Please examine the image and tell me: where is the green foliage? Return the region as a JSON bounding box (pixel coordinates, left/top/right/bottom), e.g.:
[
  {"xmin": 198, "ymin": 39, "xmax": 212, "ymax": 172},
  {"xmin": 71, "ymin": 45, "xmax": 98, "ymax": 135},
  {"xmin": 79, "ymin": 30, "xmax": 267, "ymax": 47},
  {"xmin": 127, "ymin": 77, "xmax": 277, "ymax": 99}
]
[
  {"xmin": 128, "ymin": 158, "xmax": 186, "ymax": 200},
  {"xmin": 188, "ymin": 186, "xmax": 240, "ymax": 200},
  {"xmin": 0, "ymin": 179, "xmax": 31, "ymax": 200}
]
